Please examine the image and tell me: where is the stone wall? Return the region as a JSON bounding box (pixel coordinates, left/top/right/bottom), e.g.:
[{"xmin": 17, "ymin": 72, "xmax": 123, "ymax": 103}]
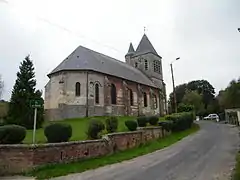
[{"xmin": 0, "ymin": 127, "xmax": 170, "ymax": 175}]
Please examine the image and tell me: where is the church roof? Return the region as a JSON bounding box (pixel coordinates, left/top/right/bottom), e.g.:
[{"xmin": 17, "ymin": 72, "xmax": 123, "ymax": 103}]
[
  {"xmin": 135, "ymin": 34, "xmax": 158, "ymax": 56},
  {"xmin": 125, "ymin": 43, "xmax": 135, "ymax": 56},
  {"xmin": 49, "ymin": 45, "xmax": 157, "ymax": 88}
]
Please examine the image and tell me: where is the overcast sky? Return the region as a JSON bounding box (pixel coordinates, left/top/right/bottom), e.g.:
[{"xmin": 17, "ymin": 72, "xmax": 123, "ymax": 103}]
[{"xmin": 0, "ymin": 0, "xmax": 240, "ymax": 100}]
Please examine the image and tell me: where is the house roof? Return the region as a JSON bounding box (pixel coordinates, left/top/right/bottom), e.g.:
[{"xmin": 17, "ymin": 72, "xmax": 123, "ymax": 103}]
[
  {"xmin": 135, "ymin": 34, "xmax": 158, "ymax": 56},
  {"xmin": 49, "ymin": 45, "xmax": 158, "ymax": 88}
]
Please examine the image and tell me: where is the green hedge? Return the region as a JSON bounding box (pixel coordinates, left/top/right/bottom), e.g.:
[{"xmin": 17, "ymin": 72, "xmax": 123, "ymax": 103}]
[
  {"xmin": 164, "ymin": 112, "xmax": 194, "ymax": 132},
  {"xmin": 105, "ymin": 117, "xmax": 118, "ymax": 133},
  {"xmin": 0, "ymin": 124, "xmax": 26, "ymax": 144},
  {"xmin": 137, "ymin": 116, "xmax": 148, "ymax": 127},
  {"xmin": 125, "ymin": 120, "xmax": 138, "ymax": 131},
  {"xmin": 44, "ymin": 123, "xmax": 72, "ymax": 143},
  {"xmin": 148, "ymin": 116, "xmax": 159, "ymax": 125},
  {"xmin": 87, "ymin": 119, "xmax": 105, "ymax": 139}
]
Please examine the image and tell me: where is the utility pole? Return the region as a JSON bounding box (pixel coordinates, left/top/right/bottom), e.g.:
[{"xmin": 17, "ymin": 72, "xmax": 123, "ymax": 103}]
[{"xmin": 170, "ymin": 57, "xmax": 180, "ymax": 113}]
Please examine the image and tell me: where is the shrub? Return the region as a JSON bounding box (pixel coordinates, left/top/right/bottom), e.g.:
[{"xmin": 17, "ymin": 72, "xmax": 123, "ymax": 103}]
[
  {"xmin": 148, "ymin": 116, "xmax": 159, "ymax": 125},
  {"xmin": 105, "ymin": 117, "xmax": 118, "ymax": 133},
  {"xmin": 137, "ymin": 116, "xmax": 148, "ymax": 127},
  {"xmin": 177, "ymin": 103, "xmax": 194, "ymax": 112},
  {"xmin": 44, "ymin": 123, "xmax": 72, "ymax": 143},
  {"xmin": 125, "ymin": 120, "xmax": 138, "ymax": 131},
  {"xmin": 0, "ymin": 125, "xmax": 26, "ymax": 144},
  {"xmin": 87, "ymin": 119, "xmax": 105, "ymax": 139},
  {"xmin": 164, "ymin": 112, "xmax": 194, "ymax": 132},
  {"xmin": 158, "ymin": 121, "xmax": 173, "ymax": 132}
]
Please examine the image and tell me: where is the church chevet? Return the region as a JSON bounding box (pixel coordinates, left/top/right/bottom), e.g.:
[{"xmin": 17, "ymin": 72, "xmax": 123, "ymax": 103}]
[{"xmin": 44, "ymin": 34, "xmax": 167, "ymax": 121}]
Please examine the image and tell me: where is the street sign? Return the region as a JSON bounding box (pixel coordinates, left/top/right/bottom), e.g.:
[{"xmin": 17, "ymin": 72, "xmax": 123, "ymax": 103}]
[
  {"xmin": 30, "ymin": 99, "xmax": 43, "ymax": 145},
  {"xmin": 30, "ymin": 100, "xmax": 43, "ymax": 108}
]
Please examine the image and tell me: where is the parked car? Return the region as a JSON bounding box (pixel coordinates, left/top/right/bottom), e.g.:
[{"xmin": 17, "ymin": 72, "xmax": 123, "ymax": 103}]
[{"xmin": 204, "ymin": 114, "xmax": 219, "ymax": 122}]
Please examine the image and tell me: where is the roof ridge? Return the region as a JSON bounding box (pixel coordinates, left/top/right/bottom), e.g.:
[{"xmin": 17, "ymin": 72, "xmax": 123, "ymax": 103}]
[{"xmin": 48, "ymin": 45, "xmax": 158, "ymax": 88}]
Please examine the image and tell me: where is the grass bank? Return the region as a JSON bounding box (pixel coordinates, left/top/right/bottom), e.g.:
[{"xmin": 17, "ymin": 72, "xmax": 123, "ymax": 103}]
[
  {"xmin": 26, "ymin": 123, "xmax": 200, "ymax": 179},
  {"xmin": 233, "ymin": 152, "xmax": 240, "ymax": 180},
  {"xmin": 23, "ymin": 116, "xmax": 132, "ymax": 144},
  {"xmin": 24, "ymin": 116, "xmax": 166, "ymax": 144}
]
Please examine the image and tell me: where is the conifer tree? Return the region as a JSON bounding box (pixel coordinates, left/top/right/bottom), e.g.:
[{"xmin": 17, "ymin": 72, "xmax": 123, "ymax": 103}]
[{"xmin": 8, "ymin": 55, "xmax": 44, "ymax": 129}]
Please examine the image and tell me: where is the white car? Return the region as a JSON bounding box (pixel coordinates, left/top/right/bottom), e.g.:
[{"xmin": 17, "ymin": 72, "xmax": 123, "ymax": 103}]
[{"xmin": 204, "ymin": 114, "xmax": 219, "ymax": 122}]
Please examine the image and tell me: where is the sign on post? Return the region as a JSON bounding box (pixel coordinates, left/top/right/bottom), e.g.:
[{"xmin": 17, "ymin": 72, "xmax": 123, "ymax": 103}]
[
  {"xmin": 30, "ymin": 100, "xmax": 43, "ymax": 145},
  {"xmin": 30, "ymin": 100, "xmax": 42, "ymax": 108}
]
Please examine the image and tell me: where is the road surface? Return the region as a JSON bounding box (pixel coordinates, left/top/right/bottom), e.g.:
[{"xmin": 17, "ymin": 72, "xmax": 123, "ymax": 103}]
[{"xmin": 52, "ymin": 121, "xmax": 239, "ymax": 180}]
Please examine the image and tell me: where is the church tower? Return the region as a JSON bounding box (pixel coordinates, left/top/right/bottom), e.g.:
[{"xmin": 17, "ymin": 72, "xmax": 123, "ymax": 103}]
[{"xmin": 125, "ymin": 34, "xmax": 164, "ymax": 89}]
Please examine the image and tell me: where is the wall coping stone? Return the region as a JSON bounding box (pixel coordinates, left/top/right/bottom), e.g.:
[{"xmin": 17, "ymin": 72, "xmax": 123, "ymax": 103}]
[
  {"xmin": 137, "ymin": 126, "xmax": 162, "ymax": 130},
  {"xmin": 107, "ymin": 131, "xmax": 142, "ymax": 137},
  {"xmin": 0, "ymin": 139, "xmax": 106, "ymax": 149}
]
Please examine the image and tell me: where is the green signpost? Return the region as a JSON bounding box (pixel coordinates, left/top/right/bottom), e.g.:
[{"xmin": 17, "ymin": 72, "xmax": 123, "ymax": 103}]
[{"xmin": 30, "ymin": 100, "xmax": 43, "ymax": 144}]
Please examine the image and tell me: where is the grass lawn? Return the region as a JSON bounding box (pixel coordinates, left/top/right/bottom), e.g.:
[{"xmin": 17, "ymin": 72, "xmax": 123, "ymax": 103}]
[
  {"xmin": 233, "ymin": 152, "xmax": 240, "ymax": 180},
  {"xmin": 25, "ymin": 123, "xmax": 199, "ymax": 179},
  {"xmin": 23, "ymin": 116, "xmax": 138, "ymax": 144}
]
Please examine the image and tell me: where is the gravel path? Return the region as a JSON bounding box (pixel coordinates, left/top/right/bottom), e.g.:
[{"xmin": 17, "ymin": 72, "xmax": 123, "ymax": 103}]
[{"xmin": 52, "ymin": 121, "xmax": 239, "ymax": 180}]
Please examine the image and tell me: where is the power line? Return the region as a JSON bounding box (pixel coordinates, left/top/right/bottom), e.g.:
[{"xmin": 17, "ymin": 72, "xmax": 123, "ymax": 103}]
[{"xmin": 2, "ymin": 0, "xmax": 126, "ymax": 55}]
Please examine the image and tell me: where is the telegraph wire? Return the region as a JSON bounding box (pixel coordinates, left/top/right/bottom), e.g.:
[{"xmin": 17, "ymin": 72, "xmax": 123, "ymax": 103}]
[{"xmin": 1, "ymin": 0, "xmax": 126, "ymax": 54}]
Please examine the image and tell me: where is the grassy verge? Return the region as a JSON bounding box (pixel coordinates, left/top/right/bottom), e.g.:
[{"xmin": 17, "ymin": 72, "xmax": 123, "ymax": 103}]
[
  {"xmin": 26, "ymin": 123, "xmax": 200, "ymax": 179},
  {"xmin": 233, "ymin": 152, "xmax": 240, "ymax": 180},
  {"xmin": 23, "ymin": 116, "xmax": 133, "ymax": 144},
  {"xmin": 24, "ymin": 116, "xmax": 166, "ymax": 144}
]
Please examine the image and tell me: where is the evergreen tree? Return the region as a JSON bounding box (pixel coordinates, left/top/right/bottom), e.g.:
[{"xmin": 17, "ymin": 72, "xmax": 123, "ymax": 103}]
[{"xmin": 7, "ymin": 55, "xmax": 44, "ymax": 129}]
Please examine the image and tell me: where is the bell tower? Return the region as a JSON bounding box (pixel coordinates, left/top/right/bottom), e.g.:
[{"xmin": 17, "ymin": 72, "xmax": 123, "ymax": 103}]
[{"xmin": 125, "ymin": 34, "xmax": 163, "ymax": 88}]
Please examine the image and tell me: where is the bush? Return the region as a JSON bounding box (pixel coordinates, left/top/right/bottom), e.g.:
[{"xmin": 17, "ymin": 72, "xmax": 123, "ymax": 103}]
[
  {"xmin": 158, "ymin": 121, "xmax": 173, "ymax": 132},
  {"xmin": 177, "ymin": 103, "xmax": 194, "ymax": 112},
  {"xmin": 137, "ymin": 116, "xmax": 148, "ymax": 127},
  {"xmin": 125, "ymin": 120, "xmax": 138, "ymax": 131},
  {"xmin": 105, "ymin": 117, "xmax": 118, "ymax": 133},
  {"xmin": 164, "ymin": 112, "xmax": 194, "ymax": 132},
  {"xmin": 148, "ymin": 116, "xmax": 159, "ymax": 125},
  {"xmin": 44, "ymin": 123, "xmax": 72, "ymax": 143},
  {"xmin": 0, "ymin": 125, "xmax": 26, "ymax": 144},
  {"xmin": 87, "ymin": 119, "xmax": 105, "ymax": 139}
]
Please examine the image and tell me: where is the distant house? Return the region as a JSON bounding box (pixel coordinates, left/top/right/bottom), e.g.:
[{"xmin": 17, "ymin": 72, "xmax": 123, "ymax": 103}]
[{"xmin": 45, "ymin": 34, "xmax": 167, "ymax": 121}]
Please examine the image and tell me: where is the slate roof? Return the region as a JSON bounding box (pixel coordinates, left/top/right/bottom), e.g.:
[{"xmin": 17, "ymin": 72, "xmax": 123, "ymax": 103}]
[
  {"xmin": 125, "ymin": 42, "xmax": 135, "ymax": 56},
  {"xmin": 49, "ymin": 45, "xmax": 158, "ymax": 88},
  {"xmin": 135, "ymin": 34, "xmax": 158, "ymax": 56}
]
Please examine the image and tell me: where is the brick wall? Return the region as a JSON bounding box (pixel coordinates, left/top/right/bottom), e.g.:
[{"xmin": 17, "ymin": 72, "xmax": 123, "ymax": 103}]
[{"xmin": 0, "ymin": 127, "xmax": 170, "ymax": 175}]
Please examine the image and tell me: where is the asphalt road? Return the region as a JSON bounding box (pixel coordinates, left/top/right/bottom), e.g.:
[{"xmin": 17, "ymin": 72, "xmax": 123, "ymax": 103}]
[{"xmin": 53, "ymin": 121, "xmax": 239, "ymax": 180}]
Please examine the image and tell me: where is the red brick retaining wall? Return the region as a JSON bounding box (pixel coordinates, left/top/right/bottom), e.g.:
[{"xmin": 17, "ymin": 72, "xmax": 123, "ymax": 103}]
[{"xmin": 0, "ymin": 127, "xmax": 170, "ymax": 175}]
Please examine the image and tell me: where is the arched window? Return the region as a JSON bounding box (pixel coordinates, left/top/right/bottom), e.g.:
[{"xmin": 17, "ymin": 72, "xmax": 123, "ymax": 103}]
[
  {"xmin": 75, "ymin": 82, "xmax": 81, "ymax": 96},
  {"xmin": 143, "ymin": 92, "xmax": 147, "ymax": 107},
  {"xmin": 144, "ymin": 59, "xmax": 148, "ymax": 70},
  {"xmin": 95, "ymin": 84, "xmax": 99, "ymax": 104},
  {"xmin": 129, "ymin": 89, "xmax": 133, "ymax": 106},
  {"xmin": 153, "ymin": 94, "xmax": 158, "ymax": 109},
  {"xmin": 111, "ymin": 83, "xmax": 117, "ymax": 104}
]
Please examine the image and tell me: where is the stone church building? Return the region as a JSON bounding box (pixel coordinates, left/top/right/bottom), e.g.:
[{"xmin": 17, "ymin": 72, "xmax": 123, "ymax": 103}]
[{"xmin": 45, "ymin": 34, "xmax": 167, "ymax": 121}]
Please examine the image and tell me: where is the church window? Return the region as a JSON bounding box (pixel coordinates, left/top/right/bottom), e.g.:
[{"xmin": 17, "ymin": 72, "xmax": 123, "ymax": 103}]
[
  {"xmin": 95, "ymin": 83, "xmax": 99, "ymax": 104},
  {"xmin": 153, "ymin": 94, "xmax": 158, "ymax": 109},
  {"xmin": 135, "ymin": 62, "xmax": 138, "ymax": 68},
  {"xmin": 144, "ymin": 59, "xmax": 148, "ymax": 70},
  {"xmin": 75, "ymin": 82, "xmax": 81, "ymax": 96},
  {"xmin": 153, "ymin": 60, "xmax": 161, "ymax": 73},
  {"xmin": 111, "ymin": 83, "xmax": 117, "ymax": 104},
  {"xmin": 129, "ymin": 89, "xmax": 134, "ymax": 106},
  {"xmin": 143, "ymin": 92, "xmax": 147, "ymax": 107}
]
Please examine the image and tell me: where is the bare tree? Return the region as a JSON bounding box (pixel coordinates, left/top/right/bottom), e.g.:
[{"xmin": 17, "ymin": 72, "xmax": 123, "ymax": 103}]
[{"xmin": 0, "ymin": 75, "xmax": 4, "ymax": 99}]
